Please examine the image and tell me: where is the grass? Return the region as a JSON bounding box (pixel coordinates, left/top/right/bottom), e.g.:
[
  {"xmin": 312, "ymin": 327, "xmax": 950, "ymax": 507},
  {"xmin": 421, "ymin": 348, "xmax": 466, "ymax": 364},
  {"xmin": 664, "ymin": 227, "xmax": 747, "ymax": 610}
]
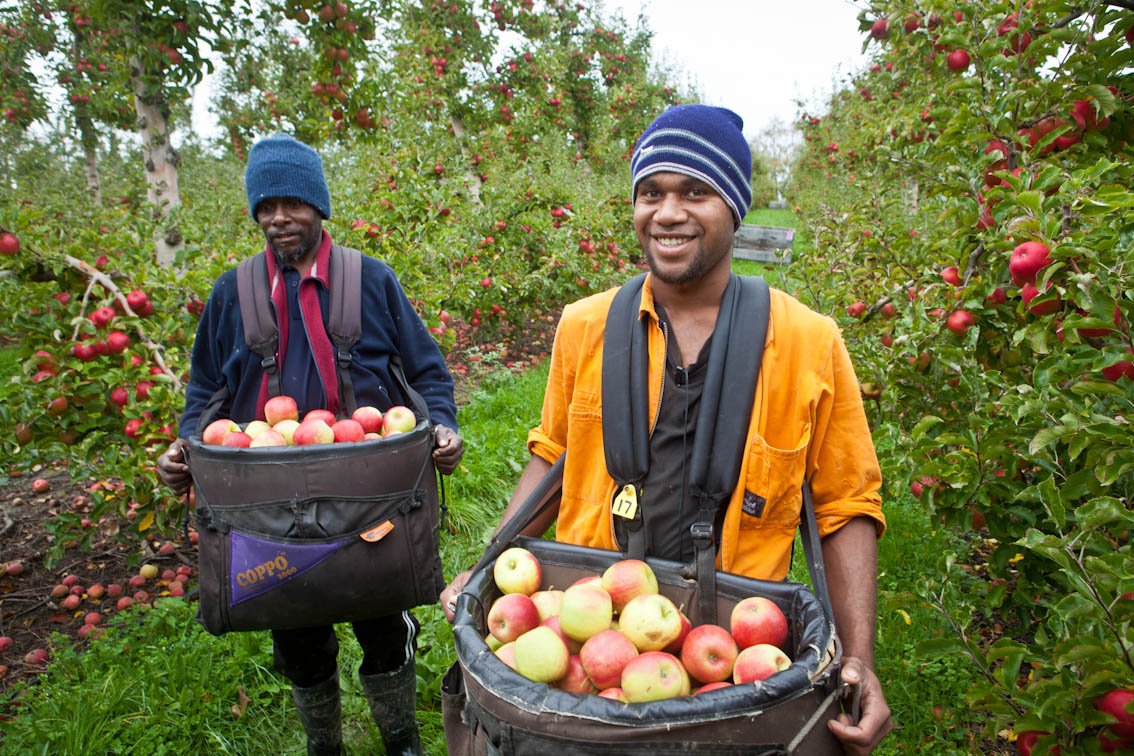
[{"xmin": 0, "ymin": 354, "xmax": 984, "ymax": 755}]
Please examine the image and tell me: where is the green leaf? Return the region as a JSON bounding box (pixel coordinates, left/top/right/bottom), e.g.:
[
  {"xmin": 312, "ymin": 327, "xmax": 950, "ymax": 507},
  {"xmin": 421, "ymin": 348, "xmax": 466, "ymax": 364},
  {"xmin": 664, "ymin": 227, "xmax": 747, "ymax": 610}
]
[
  {"xmin": 1087, "ymin": 83, "xmax": 1118, "ymax": 117},
  {"xmin": 1029, "ymin": 425, "xmax": 1068, "ymax": 455},
  {"xmin": 916, "ymin": 637, "xmax": 968, "ymax": 656},
  {"xmin": 912, "ymin": 415, "xmax": 944, "ymax": 438},
  {"xmin": 1076, "ymin": 497, "xmax": 1132, "ymax": 529}
]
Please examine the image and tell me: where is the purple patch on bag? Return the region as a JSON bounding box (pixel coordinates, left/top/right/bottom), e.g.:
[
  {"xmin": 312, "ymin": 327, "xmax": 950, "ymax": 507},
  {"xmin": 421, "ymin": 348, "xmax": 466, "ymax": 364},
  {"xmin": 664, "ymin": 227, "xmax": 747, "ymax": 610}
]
[{"xmin": 229, "ymin": 531, "xmax": 351, "ymax": 606}]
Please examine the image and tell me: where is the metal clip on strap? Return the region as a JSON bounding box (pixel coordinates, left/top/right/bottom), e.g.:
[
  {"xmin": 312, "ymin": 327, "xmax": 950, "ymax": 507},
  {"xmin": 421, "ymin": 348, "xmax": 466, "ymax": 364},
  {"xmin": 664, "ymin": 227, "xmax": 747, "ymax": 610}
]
[{"xmin": 690, "ymin": 513, "xmax": 717, "ymax": 625}]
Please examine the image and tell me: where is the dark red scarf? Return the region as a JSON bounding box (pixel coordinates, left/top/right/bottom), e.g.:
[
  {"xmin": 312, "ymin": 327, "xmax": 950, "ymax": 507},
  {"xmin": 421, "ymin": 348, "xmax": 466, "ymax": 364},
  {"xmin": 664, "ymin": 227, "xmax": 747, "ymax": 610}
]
[{"xmin": 254, "ymin": 230, "xmax": 341, "ymax": 419}]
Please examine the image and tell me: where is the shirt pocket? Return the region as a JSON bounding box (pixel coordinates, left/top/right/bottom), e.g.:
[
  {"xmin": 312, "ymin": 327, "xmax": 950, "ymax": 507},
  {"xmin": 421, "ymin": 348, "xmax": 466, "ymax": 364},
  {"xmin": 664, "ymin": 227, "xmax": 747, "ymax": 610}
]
[
  {"xmin": 566, "ymin": 390, "xmax": 607, "ymax": 505},
  {"xmin": 738, "ymin": 425, "xmax": 811, "ymax": 530}
]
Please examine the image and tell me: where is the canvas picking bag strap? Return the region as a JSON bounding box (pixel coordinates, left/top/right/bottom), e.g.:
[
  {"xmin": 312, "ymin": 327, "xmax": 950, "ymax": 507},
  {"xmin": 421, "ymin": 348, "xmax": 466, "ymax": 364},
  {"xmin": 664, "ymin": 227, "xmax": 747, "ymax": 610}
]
[{"xmin": 600, "ymin": 272, "xmax": 771, "ymax": 625}]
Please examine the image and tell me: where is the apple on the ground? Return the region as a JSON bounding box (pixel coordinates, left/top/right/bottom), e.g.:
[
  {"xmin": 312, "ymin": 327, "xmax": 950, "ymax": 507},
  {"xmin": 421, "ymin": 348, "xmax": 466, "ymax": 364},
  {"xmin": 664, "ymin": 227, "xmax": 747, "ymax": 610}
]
[
  {"xmin": 493, "ymin": 546, "xmax": 542, "ymax": 595},
  {"xmin": 732, "ymin": 643, "xmax": 791, "ymax": 684},
  {"xmin": 621, "ymin": 651, "xmax": 691, "ymax": 702},
  {"xmin": 601, "ymin": 559, "xmax": 658, "ymax": 612},
  {"xmin": 487, "ymin": 592, "xmax": 541, "ymax": 643},
  {"xmin": 580, "ymin": 628, "xmax": 639, "ymax": 690},
  {"xmin": 559, "ymin": 583, "xmax": 614, "ymax": 642},
  {"xmin": 513, "ymin": 625, "xmax": 569, "ymax": 683},
  {"xmin": 618, "ymin": 593, "xmax": 683, "ymax": 652},
  {"xmin": 730, "ymin": 596, "xmax": 789, "ymax": 650},
  {"xmin": 681, "ymin": 623, "xmax": 739, "ymax": 684}
]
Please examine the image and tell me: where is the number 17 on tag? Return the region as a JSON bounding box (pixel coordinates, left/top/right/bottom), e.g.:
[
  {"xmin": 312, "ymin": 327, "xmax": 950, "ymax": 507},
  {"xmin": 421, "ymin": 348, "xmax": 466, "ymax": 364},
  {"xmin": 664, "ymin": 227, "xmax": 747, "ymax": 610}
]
[{"xmin": 612, "ymin": 484, "xmax": 638, "ymax": 520}]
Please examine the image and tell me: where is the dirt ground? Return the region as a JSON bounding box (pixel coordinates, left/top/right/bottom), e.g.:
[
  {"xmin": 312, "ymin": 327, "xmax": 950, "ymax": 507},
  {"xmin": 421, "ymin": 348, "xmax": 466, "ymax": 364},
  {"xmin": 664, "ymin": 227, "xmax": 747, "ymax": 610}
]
[{"xmin": 0, "ymin": 314, "xmax": 558, "ymax": 695}]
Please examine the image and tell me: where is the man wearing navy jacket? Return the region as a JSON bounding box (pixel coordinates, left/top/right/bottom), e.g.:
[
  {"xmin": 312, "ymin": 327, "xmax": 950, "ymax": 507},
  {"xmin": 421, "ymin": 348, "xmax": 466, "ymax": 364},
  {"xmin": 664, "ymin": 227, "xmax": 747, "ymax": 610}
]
[{"xmin": 158, "ymin": 134, "xmax": 460, "ymax": 756}]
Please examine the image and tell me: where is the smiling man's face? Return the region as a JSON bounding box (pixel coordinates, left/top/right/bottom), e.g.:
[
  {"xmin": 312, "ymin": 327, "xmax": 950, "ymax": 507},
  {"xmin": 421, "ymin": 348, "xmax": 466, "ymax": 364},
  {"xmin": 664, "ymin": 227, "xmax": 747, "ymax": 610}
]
[{"xmin": 633, "ymin": 172, "xmax": 735, "ymax": 287}]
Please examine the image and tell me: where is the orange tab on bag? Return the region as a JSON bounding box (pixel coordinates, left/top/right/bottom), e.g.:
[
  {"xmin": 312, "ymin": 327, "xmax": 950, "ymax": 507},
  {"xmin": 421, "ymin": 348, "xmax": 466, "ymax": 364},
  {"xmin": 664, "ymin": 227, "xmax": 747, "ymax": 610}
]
[{"xmin": 360, "ymin": 521, "xmax": 394, "ymax": 543}]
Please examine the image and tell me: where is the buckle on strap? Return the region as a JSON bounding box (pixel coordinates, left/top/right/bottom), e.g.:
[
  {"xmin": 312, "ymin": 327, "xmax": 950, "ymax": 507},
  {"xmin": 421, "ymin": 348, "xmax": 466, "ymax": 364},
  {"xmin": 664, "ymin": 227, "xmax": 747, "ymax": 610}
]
[
  {"xmin": 260, "ymin": 355, "xmax": 278, "ymax": 374},
  {"xmin": 336, "ymin": 350, "xmax": 353, "ymax": 368},
  {"xmin": 689, "ymin": 521, "xmax": 714, "ymax": 545}
]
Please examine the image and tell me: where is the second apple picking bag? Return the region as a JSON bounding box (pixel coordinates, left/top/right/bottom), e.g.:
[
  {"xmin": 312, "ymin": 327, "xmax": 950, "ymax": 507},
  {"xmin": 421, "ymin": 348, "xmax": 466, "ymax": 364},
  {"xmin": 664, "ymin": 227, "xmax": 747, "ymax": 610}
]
[{"xmin": 182, "ymin": 244, "xmax": 445, "ymax": 635}]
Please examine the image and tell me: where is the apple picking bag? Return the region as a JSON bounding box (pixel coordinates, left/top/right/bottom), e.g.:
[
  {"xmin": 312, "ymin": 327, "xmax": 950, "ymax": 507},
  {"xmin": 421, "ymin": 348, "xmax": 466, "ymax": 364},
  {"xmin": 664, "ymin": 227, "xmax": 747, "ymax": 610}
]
[
  {"xmin": 444, "ymin": 275, "xmax": 854, "ymax": 755},
  {"xmin": 182, "ymin": 245, "xmax": 446, "ymax": 635}
]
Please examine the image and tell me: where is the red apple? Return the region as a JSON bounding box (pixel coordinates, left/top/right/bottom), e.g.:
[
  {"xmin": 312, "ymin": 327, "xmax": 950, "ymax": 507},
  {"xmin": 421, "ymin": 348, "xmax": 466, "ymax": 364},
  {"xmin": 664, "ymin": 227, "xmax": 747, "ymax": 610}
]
[
  {"xmin": 732, "ymin": 643, "xmax": 791, "ymax": 683},
  {"xmin": 513, "ymin": 625, "xmax": 569, "ymax": 683},
  {"xmin": 618, "ymin": 593, "xmax": 683, "ymax": 652},
  {"xmin": 730, "ymin": 596, "xmax": 789, "ymax": 650},
  {"xmin": 941, "ymin": 266, "xmax": 962, "ymax": 286},
  {"xmin": 32, "ymin": 478, "xmax": 50, "ymax": 493},
  {"xmin": 304, "ymin": 409, "xmax": 336, "ymax": 426},
  {"xmin": 201, "ymin": 418, "xmax": 239, "ymax": 445},
  {"xmin": 222, "ymin": 431, "xmax": 253, "ymax": 448},
  {"xmin": 1095, "ymin": 688, "xmax": 1134, "ymax": 739},
  {"xmin": 869, "ymin": 18, "xmax": 889, "ymax": 39},
  {"xmin": 598, "ymin": 687, "xmax": 628, "ymax": 701},
  {"xmin": 381, "ymin": 405, "xmax": 417, "ymax": 436},
  {"xmin": 0, "ymin": 636, "xmax": 12, "ymax": 652},
  {"xmin": 1102, "ymin": 349, "xmax": 1134, "ymax": 382},
  {"xmin": 293, "ymin": 419, "xmax": 334, "ymax": 446},
  {"xmin": 681, "ymin": 624, "xmax": 739, "ymax": 684},
  {"xmin": 106, "ymin": 583, "xmax": 123, "ymax": 598},
  {"xmin": 1016, "ymin": 730, "xmax": 1060, "ymax": 756},
  {"xmin": 331, "ymin": 418, "xmax": 365, "ymax": 443},
  {"xmin": 847, "ymin": 302, "xmax": 866, "ymax": 318},
  {"xmin": 531, "ymin": 589, "xmax": 564, "ymax": 621},
  {"xmin": 351, "ymin": 405, "xmax": 384, "ymax": 434},
  {"xmin": 264, "ymin": 395, "xmax": 299, "ymax": 425},
  {"xmin": 662, "ymin": 609, "xmax": 693, "ymax": 654},
  {"xmin": 559, "ymin": 583, "xmax": 614, "ymax": 643},
  {"xmin": 272, "ymin": 419, "xmax": 300, "ymax": 444},
  {"xmin": 1021, "ymin": 282, "xmax": 1061, "ymax": 316},
  {"xmin": 250, "ymin": 429, "xmax": 287, "ymax": 447},
  {"xmin": 493, "ymin": 546, "xmax": 542, "ymax": 595},
  {"xmin": 601, "ymin": 559, "xmax": 658, "ymax": 611},
  {"xmin": 694, "ymin": 681, "xmax": 733, "ymax": 695},
  {"xmin": 106, "ymin": 330, "xmax": 130, "ymax": 353},
  {"xmin": 539, "ymin": 615, "xmax": 582, "ymax": 654},
  {"xmin": 62, "ymin": 594, "xmax": 81, "ymax": 610},
  {"xmin": 946, "ymin": 310, "xmax": 975, "ymax": 334},
  {"xmin": 90, "ymin": 306, "xmax": 116, "ymax": 328},
  {"xmin": 24, "ymin": 648, "xmax": 49, "ymax": 665},
  {"xmin": 1009, "ymin": 242, "xmax": 1052, "ymax": 286},
  {"xmin": 946, "ymin": 49, "xmax": 970, "ymax": 71},
  {"xmin": 494, "ymin": 641, "xmax": 517, "ymax": 671},
  {"xmin": 0, "ymin": 232, "xmax": 19, "ymax": 255},
  {"xmin": 580, "ymin": 628, "xmax": 639, "ymax": 690},
  {"xmin": 487, "ymin": 592, "xmax": 541, "ymax": 643},
  {"xmin": 556, "ymin": 654, "xmax": 594, "ymax": 694},
  {"xmin": 621, "ymin": 651, "xmax": 691, "ymax": 702}
]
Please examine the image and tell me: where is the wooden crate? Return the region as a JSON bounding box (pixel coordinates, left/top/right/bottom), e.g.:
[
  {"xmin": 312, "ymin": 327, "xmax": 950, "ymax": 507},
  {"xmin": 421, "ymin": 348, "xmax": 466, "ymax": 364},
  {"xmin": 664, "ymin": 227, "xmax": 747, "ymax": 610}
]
[{"xmin": 732, "ymin": 224, "xmax": 793, "ymax": 265}]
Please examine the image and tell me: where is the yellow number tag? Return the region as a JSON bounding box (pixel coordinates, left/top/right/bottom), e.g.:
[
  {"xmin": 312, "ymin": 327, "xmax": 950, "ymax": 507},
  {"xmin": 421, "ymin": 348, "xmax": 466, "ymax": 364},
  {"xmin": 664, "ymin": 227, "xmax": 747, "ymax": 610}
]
[{"xmin": 611, "ymin": 484, "xmax": 638, "ymax": 520}]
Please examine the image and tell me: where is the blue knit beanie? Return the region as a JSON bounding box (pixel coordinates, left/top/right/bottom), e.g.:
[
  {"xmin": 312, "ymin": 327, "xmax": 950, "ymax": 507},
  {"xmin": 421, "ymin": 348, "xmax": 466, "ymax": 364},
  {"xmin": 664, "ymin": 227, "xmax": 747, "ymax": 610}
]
[
  {"xmin": 631, "ymin": 105, "xmax": 752, "ymax": 225},
  {"xmin": 244, "ymin": 134, "xmax": 332, "ymax": 219}
]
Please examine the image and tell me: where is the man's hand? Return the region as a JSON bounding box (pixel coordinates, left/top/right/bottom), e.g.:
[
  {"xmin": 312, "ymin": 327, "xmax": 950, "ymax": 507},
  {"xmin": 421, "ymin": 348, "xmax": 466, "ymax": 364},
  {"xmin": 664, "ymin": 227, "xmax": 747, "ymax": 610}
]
[
  {"xmin": 156, "ymin": 438, "xmax": 191, "ymax": 495},
  {"xmin": 433, "ymin": 425, "xmax": 464, "ymax": 475},
  {"xmin": 827, "ymin": 656, "xmax": 892, "ymax": 755},
  {"xmin": 440, "ymin": 570, "xmax": 472, "ymax": 623}
]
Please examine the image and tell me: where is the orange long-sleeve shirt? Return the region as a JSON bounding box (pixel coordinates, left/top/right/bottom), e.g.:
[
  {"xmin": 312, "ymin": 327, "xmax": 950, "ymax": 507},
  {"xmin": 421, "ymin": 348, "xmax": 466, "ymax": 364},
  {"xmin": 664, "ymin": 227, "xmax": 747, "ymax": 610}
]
[{"xmin": 527, "ymin": 275, "xmax": 885, "ymax": 581}]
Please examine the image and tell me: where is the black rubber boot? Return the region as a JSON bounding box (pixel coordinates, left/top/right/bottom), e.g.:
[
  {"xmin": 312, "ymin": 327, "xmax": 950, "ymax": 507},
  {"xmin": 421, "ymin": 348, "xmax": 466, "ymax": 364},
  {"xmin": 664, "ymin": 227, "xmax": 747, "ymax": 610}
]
[
  {"xmin": 291, "ymin": 671, "xmax": 343, "ymax": 756},
  {"xmin": 359, "ymin": 660, "xmax": 424, "ymax": 756}
]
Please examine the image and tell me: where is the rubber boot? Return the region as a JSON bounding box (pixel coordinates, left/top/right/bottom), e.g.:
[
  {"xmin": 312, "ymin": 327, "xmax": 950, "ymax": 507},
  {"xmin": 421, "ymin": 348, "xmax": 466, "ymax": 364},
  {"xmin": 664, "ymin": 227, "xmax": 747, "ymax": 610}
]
[
  {"xmin": 291, "ymin": 671, "xmax": 343, "ymax": 756},
  {"xmin": 359, "ymin": 660, "xmax": 425, "ymax": 756}
]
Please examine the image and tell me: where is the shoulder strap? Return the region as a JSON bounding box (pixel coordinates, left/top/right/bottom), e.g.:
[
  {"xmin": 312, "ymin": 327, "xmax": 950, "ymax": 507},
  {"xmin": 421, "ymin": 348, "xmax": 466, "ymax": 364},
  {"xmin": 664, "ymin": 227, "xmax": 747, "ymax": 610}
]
[
  {"xmin": 326, "ymin": 245, "xmax": 364, "ymax": 414},
  {"xmin": 600, "ymin": 273, "xmax": 651, "ymax": 559},
  {"xmin": 686, "ymin": 274, "xmax": 770, "ymax": 625},
  {"xmin": 236, "ymin": 252, "xmax": 282, "ymax": 400}
]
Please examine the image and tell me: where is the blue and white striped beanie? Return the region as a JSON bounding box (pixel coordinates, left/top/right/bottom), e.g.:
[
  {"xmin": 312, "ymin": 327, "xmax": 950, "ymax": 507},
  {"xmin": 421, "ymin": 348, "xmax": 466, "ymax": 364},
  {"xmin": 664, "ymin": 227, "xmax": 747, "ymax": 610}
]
[{"xmin": 631, "ymin": 104, "xmax": 752, "ymax": 226}]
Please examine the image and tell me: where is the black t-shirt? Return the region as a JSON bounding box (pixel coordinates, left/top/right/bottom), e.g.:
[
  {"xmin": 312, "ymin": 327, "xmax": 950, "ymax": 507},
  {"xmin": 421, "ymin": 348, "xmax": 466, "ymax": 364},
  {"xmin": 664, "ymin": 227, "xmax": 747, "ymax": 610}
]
[{"xmin": 613, "ymin": 307, "xmax": 712, "ymax": 563}]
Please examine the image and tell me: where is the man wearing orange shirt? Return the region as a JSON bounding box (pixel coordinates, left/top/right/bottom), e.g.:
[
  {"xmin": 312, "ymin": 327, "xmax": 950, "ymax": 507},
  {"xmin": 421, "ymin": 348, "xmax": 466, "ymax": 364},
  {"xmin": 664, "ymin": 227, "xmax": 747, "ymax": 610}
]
[{"xmin": 442, "ymin": 104, "xmax": 892, "ymax": 755}]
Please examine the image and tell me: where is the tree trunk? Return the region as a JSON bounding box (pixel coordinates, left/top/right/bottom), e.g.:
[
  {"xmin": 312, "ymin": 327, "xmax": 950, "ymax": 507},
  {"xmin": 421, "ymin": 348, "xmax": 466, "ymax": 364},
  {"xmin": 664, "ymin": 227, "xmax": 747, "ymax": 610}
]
[
  {"xmin": 77, "ymin": 113, "xmax": 102, "ymax": 205},
  {"xmin": 449, "ymin": 113, "xmax": 483, "ymax": 206},
  {"xmin": 131, "ymin": 56, "xmax": 184, "ymax": 267}
]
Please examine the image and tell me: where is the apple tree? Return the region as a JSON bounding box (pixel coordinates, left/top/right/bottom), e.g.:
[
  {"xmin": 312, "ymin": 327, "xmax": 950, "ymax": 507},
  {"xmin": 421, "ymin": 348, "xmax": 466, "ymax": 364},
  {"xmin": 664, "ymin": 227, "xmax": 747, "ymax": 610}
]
[{"xmin": 787, "ymin": 1, "xmax": 1133, "ymax": 751}]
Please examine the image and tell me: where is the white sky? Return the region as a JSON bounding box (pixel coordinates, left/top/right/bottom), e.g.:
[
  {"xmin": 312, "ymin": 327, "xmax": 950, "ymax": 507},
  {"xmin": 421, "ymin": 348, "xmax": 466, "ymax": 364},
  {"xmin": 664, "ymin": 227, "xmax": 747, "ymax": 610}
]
[{"xmin": 191, "ymin": 0, "xmax": 870, "ymax": 143}]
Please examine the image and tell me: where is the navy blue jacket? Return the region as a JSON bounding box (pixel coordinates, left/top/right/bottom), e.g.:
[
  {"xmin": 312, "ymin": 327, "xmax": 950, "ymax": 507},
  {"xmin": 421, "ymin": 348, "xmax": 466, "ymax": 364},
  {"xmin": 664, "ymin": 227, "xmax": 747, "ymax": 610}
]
[{"xmin": 179, "ymin": 244, "xmax": 457, "ymax": 437}]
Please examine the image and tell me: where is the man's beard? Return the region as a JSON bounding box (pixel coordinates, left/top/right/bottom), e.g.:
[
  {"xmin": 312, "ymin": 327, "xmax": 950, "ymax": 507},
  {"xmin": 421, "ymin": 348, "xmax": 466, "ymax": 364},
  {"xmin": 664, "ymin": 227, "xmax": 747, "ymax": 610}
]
[
  {"xmin": 644, "ymin": 244, "xmax": 710, "ymax": 286},
  {"xmin": 271, "ymin": 231, "xmax": 319, "ymax": 263}
]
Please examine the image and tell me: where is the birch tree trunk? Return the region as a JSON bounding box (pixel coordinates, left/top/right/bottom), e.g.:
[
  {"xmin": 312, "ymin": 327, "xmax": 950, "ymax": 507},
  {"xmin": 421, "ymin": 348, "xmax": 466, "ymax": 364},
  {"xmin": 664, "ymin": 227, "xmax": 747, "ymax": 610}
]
[
  {"xmin": 77, "ymin": 113, "xmax": 101, "ymax": 205},
  {"xmin": 131, "ymin": 56, "xmax": 183, "ymax": 267}
]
